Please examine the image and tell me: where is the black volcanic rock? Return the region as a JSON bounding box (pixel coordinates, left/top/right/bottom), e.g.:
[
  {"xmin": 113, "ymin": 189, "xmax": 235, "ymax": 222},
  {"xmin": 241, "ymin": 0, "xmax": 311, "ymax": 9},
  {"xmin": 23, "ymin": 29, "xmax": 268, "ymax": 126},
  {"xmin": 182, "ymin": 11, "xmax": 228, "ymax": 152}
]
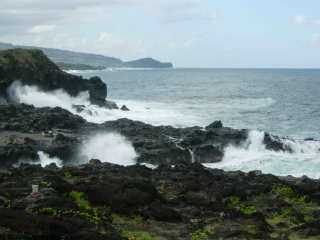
[
  {"xmin": 0, "ymin": 104, "xmax": 294, "ymax": 167},
  {"xmin": 0, "ymin": 162, "xmax": 320, "ymax": 239},
  {"xmin": 0, "ymin": 49, "xmax": 117, "ymax": 108},
  {"xmin": 206, "ymin": 120, "xmax": 223, "ymax": 129},
  {"xmin": 193, "ymin": 144, "xmax": 223, "ymax": 163},
  {"xmin": 120, "ymin": 105, "xmax": 130, "ymax": 111}
]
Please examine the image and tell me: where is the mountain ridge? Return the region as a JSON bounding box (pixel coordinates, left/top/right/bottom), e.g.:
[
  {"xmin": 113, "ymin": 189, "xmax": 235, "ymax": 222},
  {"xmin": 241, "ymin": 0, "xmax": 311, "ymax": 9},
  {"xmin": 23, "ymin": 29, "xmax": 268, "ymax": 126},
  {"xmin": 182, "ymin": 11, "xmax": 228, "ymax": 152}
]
[{"xmin": 0, "ymin": 42, "xmax": 173, "ymax": 69}]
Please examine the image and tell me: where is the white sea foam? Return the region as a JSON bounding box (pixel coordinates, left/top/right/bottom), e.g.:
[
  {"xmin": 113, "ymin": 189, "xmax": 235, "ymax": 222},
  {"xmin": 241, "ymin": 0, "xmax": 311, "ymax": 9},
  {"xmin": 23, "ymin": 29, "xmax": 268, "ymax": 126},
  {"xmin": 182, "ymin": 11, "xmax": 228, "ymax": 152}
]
[
  {"xmin": 37, "ymin": 151, "xmax": 63, "ymax": 167},
  {"xmin": 15, "ymin": 151, "xmax": 63, "ymax": 168},
  {"xmin": 204, "ymin": 130, "xmax": 320, "ymax": 179},
  {"xmin": 8, "ymin": 81, "xmax": 90, "ymax": 112},
  {"xmin": 79, "ymin": 132, "xmax": 137, "ymax": 166},
  {"xmin": 7, "ymin": 81, "xmax": 201, "ymax": 126}
]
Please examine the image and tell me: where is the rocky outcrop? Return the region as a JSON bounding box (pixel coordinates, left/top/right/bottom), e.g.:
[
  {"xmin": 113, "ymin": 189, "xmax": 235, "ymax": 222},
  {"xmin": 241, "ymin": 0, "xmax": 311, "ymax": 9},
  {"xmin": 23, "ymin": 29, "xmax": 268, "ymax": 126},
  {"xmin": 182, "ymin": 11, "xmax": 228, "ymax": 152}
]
[
  {"xmin": 0, "ymin": 49, "xmax": 117, "ymax": 108},
  {"xmin": 0, "ymin": 162, "xmax": 320, "ymax": 239},
  {"xmin": 0, "ymin": 104, "xmax": 294, "ymax": 167}
]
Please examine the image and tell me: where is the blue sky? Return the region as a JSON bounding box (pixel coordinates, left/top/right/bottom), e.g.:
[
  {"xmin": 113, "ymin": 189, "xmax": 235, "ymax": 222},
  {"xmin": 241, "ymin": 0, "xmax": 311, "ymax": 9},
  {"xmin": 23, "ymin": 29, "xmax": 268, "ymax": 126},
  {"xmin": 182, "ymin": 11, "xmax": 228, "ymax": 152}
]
[{"xmin": 1, "ymin": 0, "xmax": 320, "ymax": 68}]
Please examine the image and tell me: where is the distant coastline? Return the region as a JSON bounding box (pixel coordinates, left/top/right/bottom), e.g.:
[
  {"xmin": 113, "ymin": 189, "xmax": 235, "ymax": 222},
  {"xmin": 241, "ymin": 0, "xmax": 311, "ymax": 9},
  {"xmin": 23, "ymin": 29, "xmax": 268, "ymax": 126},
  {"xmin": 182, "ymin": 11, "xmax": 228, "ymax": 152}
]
[{"xmin": 0, "ymin": 42, "xmax": 173, "ymax": 69}]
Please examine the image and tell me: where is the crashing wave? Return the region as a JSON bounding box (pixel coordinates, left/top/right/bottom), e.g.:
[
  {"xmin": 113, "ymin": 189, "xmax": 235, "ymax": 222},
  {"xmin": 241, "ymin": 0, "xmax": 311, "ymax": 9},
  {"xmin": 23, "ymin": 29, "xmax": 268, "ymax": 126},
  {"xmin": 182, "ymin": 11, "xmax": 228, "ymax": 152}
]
[{"xmin": 204, "ymin": 130, "xmax": 320, "ymax": 178}]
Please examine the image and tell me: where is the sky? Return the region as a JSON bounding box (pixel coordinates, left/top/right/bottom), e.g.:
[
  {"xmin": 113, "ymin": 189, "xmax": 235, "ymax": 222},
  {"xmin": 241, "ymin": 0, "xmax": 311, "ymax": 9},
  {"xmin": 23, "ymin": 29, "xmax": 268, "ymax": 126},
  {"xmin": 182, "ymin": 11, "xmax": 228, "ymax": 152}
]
[{"xmin": 1, "ymin": 0, "xmax": 320, "ymax": 68}]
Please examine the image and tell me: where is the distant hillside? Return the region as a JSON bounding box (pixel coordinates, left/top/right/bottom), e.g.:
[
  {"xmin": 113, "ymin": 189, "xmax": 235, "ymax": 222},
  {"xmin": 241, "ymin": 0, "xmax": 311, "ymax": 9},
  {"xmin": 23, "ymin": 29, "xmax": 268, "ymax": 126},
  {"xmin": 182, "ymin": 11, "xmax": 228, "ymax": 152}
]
[
  {"xmin": 56, "ymin": 62, "xmax": 106, "ymax": 71},
  {"xmin": 124, "ymin": 58, "xmax": 173, "ymax": 68},
  {"xmin": 0, "ymin": 42, "xmax": 173, "ymax": 69}
]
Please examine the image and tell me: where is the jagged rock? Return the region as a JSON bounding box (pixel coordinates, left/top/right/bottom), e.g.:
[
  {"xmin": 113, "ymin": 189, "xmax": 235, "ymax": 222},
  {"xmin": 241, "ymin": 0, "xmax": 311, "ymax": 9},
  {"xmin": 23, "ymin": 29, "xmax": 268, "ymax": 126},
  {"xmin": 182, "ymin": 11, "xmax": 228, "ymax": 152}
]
[
  {"xmin": 205, "ymin": 120, "xmax": 223, "ymax": 130},
  {"xmin": 264, "ymin": 133, "xmax": 293, "ymax": 152},
  {"xmin": 89, "ymin": 159, "xmax": 102, "ymax": 165},
  {"xmin": 0, "ymin": 105, "xmax": 295, "ymax": 167},
  {"xmin": 0, "ymin": 144, "xmax": 39, "ymax": 167},
  {"xmin": 105, "ymin": 100, "xmax": 119, "ymax": 109},
  {"xmin": 72, "ymin": 104, "xmax": 86, "ymax": 113},
  {"xmin": 120, "ymin": 105, "xmax": 130, "ymax": 111},
  {"xmin": 141, "ymin": 201, "xmax": 182, "ymax": 222},
  {"xmin": 0, "ymin": 104, "xmax": 85, "ymax": 132},
  {"xmin": 1, "ymin": 162, "xmax": 320, "ymax": 239},
  {"xmin": 193, "ymin": 144, "xmax": 223, "ymax": 163}
]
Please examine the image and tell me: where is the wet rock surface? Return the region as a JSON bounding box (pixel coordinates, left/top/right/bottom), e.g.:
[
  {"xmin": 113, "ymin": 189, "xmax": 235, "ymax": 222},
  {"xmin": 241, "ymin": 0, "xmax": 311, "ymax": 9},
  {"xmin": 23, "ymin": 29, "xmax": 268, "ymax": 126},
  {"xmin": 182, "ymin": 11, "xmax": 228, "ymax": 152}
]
[
  {"xmin": 0, "ymin": 104, "xmax": 294, "ymax": 167},
  {"xmin": 0, "ymin": 162, "xmax": 319, "ymax": 239}
]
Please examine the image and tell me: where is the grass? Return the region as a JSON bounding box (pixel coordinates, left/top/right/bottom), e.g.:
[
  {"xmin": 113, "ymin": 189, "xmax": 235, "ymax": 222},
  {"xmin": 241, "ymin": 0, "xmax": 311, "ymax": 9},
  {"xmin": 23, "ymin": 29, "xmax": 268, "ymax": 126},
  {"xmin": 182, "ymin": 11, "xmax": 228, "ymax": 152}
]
[
  {"xmin": 69, "ymin": 191, "xmax": 91, "ymax": 210},
  {"xmin": 121, "ymin": 230, "xmax": 158, "ymax": 240},
  {"xmin": 227, "ymin": 196, "xmax": 257, "ymax": 215},
  {"xmin": 190, "ymin": 229, "xmax": 210, "ymax": 240}
]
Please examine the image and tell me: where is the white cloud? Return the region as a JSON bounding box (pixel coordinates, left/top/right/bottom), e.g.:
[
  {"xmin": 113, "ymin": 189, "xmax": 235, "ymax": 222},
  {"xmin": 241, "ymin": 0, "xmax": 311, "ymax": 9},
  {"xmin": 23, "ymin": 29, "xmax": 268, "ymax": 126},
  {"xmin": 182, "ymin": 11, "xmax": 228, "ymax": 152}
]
[
  {"xmin": 0, "ymin": 0, "xmax": 217, "ymax": 62},
  {"xmin": 28, "ymin": 25, "xmax": 56, "ymax": 34},
  {"xmin": 0, "ymin": 0, "xmax": 217, "ymax": 31}
]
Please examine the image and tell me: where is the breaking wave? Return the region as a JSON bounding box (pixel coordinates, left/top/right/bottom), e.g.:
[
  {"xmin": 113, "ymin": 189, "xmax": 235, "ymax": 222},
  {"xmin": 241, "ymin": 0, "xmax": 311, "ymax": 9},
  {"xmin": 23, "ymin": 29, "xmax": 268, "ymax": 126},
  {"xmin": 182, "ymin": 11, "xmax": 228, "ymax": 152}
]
[
  {"xmin": 15, "ymin": 151, "xmax": 63, "ymax": 168},
  {"xmin": 8, "ymin": 81, "xmax": 90, "ymax": 112},
  {"xmin": 204, "ymin": 130, "xmax": 320, "ymax": 178},
  {"xmin": 7, "ymin": 81, "xmax": 201, "ymax": 126},
  {"xmin": 78, "ymin": 132, "xmax": 137, "ymax": 166},
  {"xmin": 37, "ymin": 151, "xmax": 63, "ymax": 167}
]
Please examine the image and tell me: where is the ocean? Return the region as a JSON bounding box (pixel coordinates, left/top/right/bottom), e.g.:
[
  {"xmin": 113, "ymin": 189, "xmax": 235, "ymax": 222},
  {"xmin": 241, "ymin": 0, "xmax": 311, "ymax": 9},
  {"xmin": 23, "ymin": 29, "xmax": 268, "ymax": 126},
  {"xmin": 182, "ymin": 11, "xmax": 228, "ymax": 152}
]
[{"xmin": 12, "ymin": 68, "xmax": 320, "ymax": 178}]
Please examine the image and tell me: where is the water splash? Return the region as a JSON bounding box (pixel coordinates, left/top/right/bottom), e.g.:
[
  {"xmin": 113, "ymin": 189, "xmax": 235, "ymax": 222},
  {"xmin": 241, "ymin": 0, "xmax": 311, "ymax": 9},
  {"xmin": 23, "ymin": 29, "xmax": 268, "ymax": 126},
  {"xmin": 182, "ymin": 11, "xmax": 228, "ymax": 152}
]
[
  {"xmin": 204, "ymin": 130, "xmax": 320, "ymax": 179},
  {"xmin": 78, "ymin": 132, "xmax": 137, "ymax": 166}
]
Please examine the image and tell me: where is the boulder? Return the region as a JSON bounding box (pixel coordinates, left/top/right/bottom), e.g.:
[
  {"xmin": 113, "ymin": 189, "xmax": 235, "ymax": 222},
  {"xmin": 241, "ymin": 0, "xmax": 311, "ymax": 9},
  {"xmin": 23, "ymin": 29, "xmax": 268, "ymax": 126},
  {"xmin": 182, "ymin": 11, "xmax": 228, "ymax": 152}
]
[
  {"xmin": 120, "ymin": 105, "xmax": 130, "ymax": 111},
  {"xmin": 264, "ymin": 133, "xmax": 293, "ymax": 152}
]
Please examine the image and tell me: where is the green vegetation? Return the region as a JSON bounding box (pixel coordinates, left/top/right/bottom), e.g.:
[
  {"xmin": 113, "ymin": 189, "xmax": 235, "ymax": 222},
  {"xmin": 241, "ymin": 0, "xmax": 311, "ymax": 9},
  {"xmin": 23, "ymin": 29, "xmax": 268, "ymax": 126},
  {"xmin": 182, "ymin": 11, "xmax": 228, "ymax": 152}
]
[
  {"xmin": 112, "ymin": 214, "xmax": 144, "ymax": 226},
  {"xmin": 121, "ymin": 230, "xmax": 157, "ymax": 240},
  {"xmin": 272, "ymin": 185, "xmax": 307, "ymax": 205},
  {"xmin": 69, "ymin": 191, "xmax": 91, "ymax": 210},
  {"xmin": 39, "ymin": 181, "xmax": 50, "ymax": 188},
  {"xmin": 227, "ymin": 196, "xmax": 257, "ymax": 215},
  {"xmin": 240, "ymin": 205, "xmax": 257, "ymax": 215},
  {"xmin": 63, "ymin": 170, "xmax": 74, "ymax": 179},
  {"xmin": 4, "ymin": 198, "xmax": 12, "ymax": 208},
  {"xmin": 0, "ymin": 49, "xmax": 47, "ymax": 66},
  {"xmin": 266, "ymin": 208, "xmax": 299, "ymax": 227},
  {"xmin": 190, "ymin": 229, "xmax": 210, "ymax": 240},
  {"xmin": 37, "ymin": 207, "xmax": 58, "ymax": 216},
  {"xmin": 112, "ymin": 214, "xmax": 161, "ymax": 240}
]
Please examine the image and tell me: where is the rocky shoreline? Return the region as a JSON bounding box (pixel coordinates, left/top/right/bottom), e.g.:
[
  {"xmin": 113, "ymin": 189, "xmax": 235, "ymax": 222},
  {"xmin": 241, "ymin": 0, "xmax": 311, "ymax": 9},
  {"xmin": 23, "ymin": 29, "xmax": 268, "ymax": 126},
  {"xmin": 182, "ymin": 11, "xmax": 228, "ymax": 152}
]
[
  {"xmin": 1, "ymin": 161, "xmax": 320, "ymax": 239},
  {"xmin": 0, "ymin": 49, "xmax": 320, "ymax": 239}
]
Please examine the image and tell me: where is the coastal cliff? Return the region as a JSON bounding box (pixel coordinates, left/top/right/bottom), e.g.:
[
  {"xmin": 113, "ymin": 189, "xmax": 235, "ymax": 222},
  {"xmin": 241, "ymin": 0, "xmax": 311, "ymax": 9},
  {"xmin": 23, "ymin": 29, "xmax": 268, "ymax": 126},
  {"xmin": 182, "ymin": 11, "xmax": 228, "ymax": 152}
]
[
  {"xmin": 0, "ymin": 50, "xmax": 319, "ymax": 239},
  {"xmin": 0, "ymin": 49, "xmax": 118, "ymax": 108}
]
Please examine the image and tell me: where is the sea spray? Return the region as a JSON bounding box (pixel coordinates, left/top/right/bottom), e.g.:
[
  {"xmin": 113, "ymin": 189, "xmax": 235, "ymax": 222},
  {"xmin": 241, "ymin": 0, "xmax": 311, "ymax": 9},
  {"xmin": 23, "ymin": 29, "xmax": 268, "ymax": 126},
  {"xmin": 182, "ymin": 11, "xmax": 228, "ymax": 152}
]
[
  {"xmin": 204, "ymin": 130, "xmax": 320, "ymax": 178},
  {"xmin": 8, "ymin": 81, "xmax": 200, "ymax": 126},
  {"xmin": 7, "ymin": 81, "xmax": 90, "ymax": 111},
  {"xmin": 37, "ymin": 151, "xmax": 63, "ymax": 167},
  {"xmin": 15, "ymin": 151, "xmax": 63, "ymax": 168},
  {"xmin": 79, "ymin": 132, "xmax": 137, "ymax": 166}
]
